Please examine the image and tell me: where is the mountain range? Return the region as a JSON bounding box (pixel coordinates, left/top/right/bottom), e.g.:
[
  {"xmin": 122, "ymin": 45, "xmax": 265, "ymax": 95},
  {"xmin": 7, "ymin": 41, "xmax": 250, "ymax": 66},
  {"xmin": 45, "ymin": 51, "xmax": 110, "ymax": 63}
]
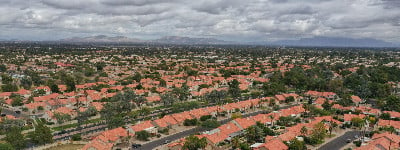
[{"xmin": 2, "ymin": 35, "xmax": 398, "ymax": 47}]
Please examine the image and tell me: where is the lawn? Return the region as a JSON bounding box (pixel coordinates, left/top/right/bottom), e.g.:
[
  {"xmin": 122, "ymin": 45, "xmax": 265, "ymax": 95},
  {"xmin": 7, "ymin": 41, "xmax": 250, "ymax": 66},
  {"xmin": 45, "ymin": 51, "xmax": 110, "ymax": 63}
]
[{"xmin": 45, "ymin": 144, "xmax": 84, "ymax": 150}]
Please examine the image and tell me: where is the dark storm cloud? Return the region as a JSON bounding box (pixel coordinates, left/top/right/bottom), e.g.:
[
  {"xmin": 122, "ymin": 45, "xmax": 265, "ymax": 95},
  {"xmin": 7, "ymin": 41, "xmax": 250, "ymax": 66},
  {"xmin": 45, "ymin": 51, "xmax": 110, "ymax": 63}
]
[{"xmin": 0, "ymin": 0, "xmax": 399, "ymax": 42}]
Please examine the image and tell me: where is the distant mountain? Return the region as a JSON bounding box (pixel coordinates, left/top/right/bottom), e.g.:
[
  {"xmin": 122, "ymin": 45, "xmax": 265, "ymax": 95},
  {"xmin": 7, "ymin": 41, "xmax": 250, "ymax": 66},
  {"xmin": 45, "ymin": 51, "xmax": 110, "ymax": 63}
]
[
  {"xmin": 59, "ymin": 35, "xmax": 234, "ymax": 45},
  {"xmin": 153, "ymin": 36, "xmax": 234, "ymax": 45},
  {"xmin": 21, "ymin": 35, "xmax": 400, "ymax": 47},
  {"xmin": 271, "ymin": 37, "xmax": 398, "ymax": 47},
  {"xmin": 60, "ymin": 35, "xmax": 144, "ymax": 43}
]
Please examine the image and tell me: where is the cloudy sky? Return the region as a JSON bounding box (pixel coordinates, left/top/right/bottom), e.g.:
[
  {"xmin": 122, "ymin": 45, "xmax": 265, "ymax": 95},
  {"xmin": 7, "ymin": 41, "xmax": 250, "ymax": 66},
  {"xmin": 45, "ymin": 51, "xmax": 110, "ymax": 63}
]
[{"xmin": 0, "ymin": 0, "xmax": 399, "ymax": 42}]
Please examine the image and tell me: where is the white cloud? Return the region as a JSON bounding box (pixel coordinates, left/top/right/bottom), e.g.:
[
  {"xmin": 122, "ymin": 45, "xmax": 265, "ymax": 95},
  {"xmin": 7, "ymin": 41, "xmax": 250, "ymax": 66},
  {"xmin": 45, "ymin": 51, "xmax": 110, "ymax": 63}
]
[{"xmin": 0, "ymin": 0, "xmax": 398, "ymax": 42}]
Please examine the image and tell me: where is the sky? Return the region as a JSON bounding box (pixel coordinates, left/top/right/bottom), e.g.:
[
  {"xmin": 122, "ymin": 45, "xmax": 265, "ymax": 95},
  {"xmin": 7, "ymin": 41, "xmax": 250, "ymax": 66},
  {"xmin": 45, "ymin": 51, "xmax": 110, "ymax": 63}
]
[{"xmin": 0, "ymin": 0, "xmax": 399, "ymax": 42}]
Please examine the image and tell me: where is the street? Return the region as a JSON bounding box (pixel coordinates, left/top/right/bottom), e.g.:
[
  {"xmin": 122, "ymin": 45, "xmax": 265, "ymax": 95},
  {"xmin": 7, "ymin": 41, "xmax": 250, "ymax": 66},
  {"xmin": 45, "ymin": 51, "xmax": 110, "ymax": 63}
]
[
  {"xmin": 318, "ymin": 130, "xmax": 360, "ymax": 150},
  {"xmin": 139, "ymin": 104, "xmax": 296, "ymax": 150}
]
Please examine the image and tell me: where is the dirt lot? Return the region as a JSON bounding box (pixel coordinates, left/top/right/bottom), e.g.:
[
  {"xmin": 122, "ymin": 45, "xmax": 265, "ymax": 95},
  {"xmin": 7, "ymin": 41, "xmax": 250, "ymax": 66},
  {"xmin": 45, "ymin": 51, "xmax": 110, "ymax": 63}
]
[{"xmin": 45, "ymin": 144, "xmax": 84, "ymax": 150}]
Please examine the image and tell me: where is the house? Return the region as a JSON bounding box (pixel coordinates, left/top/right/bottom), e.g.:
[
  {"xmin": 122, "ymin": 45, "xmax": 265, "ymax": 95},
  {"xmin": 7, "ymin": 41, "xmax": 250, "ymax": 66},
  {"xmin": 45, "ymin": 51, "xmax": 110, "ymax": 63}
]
[
  {"xmin": 254, "ymin": 139, "xmax": 288, "ymax": 150},
  {"xmin": 351, "ymin": 95, "xmax": 363, "ymax": 105},
  {"xmin": 354, "ymin": 132, "xmax": 400, "ymax": 150},
  {"xmin": 232, "ymin": 117, "xmax": 256, "ymax": 130},
  {"xmin": 203, "ymin": 122, "xmax": 241, "ymax": 148},
  {"xmin": 152, "ymin": 115, "xmax": 179, "ymax": 129},
  {"xmin": 130, "ymin": 120, "xmax": 157, "ymax": 135},
  {"xmin": 343, "ymin": 114, "xmax": 366, "ymax": 124},
  {"xmin": 82, "ymin": 127, "xmax": 130, "ymax": 150}
]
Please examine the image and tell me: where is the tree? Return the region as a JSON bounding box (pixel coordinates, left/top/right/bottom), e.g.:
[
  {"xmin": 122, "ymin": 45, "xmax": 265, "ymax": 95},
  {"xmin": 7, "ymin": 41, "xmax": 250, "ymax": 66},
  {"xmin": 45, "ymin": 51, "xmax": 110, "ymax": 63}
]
[
  {"xmin": 204, "ymin": 90, "xmax": 227, "ymax": 104},
  {"xmin": 64, "ymin": 76, "xmax": 76, "ymax": 92},
  {"xmin": 285, "ymin": 96, "xmax": 295, "ymax": 103},
  {"xmin": 351, "ymin": 117, "xmax": 364, "ymax": 128},
  {"xmin": 161, "ymin": 93, "xmax": 176, "ymax": 106},
  {"xmin": 322, "ymin": 100, "xmax": 332, "ymax": 110},
  {"xmin": 0, "ymin": 64, "xmax": 7, "ymax": 72},
  {"xmin": 245, "ymin": 126, "xmax": 264, "ymax": 143},
  {"xmin": 11, "ymin": 97, "xmax": 23, "ymax": 107},
  {"xmin": 300, "ymin": 126, "xmax": 308, "ymax": 136},
  {"xmin": 182, "ymin": 135, "xmax": 207, "ymax": 150},
  {"xmin": 384, "ymin": 95, "xmax": 400, "ymax": 112},
  {"xmin": 380, "ymin": 113, "xmax": 391, "ymax": 120},
  {"xmin": 329, "ymin": 122, "xmax": 338, "ymax": 136},
  {"xmin": 184, "ymin": 119, "xmax": 198, "ymax": 126},
  {"xmin": 287, "ymin": 139, "xmax": 306, "ymax": 150},
  {"xmin": 54, "ymin": 112, "xmax": 72, "ymax": 125},
  {"xmin": 228, "ymin": 79, "xmax": 241, "ymax": 98},
  {"xmin": 4, "ymin": 127, "xmax": 25, "ymax": 150},
  {"xmin": 311, "ymin": 122, "xmax": 327, "ymax": 143},
  {"xmin": 71, "ymin": 134, "xmax": 82, "ymax": 141},
  {"xmin": 0, "ymin": 142, "xmax": 14, "ymax": 150},
  {"xmin": 50, "ymin": 84, "xmax": 60, "ymax": 93},
  {"xmin": 29, "ymin": 122, "xmax": 53, "ymax": 145},
  {"xmin": 136, "ymin": 130, "xmax": 150, "ymax": 141},
  {"xmin": 201, "ymin": 119, "xmax": 220, "ymax": 129},
  {"xmin": 101, "ymin": 91, "xmax": 135, "ymax": 127},
  {"xmin": 1, "ymin": 84, "xmax": 18, "ymax": 92}
]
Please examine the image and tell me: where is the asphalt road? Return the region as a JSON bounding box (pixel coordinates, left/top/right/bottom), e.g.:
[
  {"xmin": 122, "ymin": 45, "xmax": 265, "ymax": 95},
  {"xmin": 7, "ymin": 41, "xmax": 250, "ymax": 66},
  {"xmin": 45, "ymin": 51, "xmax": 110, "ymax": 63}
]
[
  {"xmin": 0, "ymin": 106, "xmax": 28, "ymax": 118},
  {"xmin": 139, "ymin": 104, "xmax": 296, "ymax": 150},
  {"xmin": 318, "ymin": 130, "xmax": 360, "ymax": 150}
]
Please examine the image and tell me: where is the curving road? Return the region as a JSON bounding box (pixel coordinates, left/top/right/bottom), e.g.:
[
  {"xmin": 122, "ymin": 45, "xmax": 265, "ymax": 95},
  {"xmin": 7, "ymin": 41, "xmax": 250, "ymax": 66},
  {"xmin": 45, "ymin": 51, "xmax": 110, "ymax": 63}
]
[{"xmin": 318, "ymin": 130, "xmax": 360, "ymax": 150}]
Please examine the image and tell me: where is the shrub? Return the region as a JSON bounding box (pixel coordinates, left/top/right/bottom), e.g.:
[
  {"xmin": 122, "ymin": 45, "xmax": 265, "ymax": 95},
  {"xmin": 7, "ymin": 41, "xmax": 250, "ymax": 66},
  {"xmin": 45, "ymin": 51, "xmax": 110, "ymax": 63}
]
[
  {"xmin": 200, "ymin": 115, "xmax": 212, "ymax": 121},
  {"xmin": 71, "ymin": 134, "xmax": 82, "ymax": 141}
]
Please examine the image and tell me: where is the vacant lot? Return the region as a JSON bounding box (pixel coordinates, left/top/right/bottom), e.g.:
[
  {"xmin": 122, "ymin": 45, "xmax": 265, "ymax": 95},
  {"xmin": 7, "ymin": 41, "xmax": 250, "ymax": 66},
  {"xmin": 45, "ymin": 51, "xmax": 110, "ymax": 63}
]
[{"xmin": 45, "ymin": 144, "xmax": 84, "ymax": 150}]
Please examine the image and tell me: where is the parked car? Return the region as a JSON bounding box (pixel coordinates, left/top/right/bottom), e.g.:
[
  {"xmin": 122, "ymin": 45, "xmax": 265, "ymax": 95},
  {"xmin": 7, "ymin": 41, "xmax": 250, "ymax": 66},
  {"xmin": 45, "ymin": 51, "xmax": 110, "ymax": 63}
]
[
  {"xmin": 347, "ymin": 139, "xmax": 352, "ymax": 143},
  {"xmin": 163, "ymin": 140, "xmax": 170, "ymax": 144}
]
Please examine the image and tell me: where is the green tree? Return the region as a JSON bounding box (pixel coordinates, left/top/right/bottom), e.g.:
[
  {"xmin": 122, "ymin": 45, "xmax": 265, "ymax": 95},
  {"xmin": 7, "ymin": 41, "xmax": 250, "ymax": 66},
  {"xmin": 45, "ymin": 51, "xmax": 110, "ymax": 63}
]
[
  {"xmin": 50, "ymin": 84, "xmax": 60, "ymax": 93},
  {"xmin": 204, "ymin": 90, "xmax": 227, "ymax": 104},
  {"xmin": 384, "ymin": 95, "xmax": 400, "ymax": 112},
  {"xmin": 311, "ymin": 122, "xmax": 327, "ymax": 143},
  {"xmin": 1, "ymin": 84, "xmax": 18, "ymax": 92},
  {"xmin": 64, "ymin": 76, "xmax": 76, "ymax": 92},
  {"xmin": 29, "ymin": 122, "xmax": 53, "ymax": 145},
  {"xmin": 183, "ymin": 118, "xmax": 198, "ymax": 126},
  {"xmin": 301, "ymin": 126, "xmax": 308, "ymax": 136},
  {"xmin": 201, "ymin": 119, "xmax": 220, "ymax": 129},
  {"xmin": 245, "ymin": 125, "xmax": 264, "ymax": 143},
  {"xmin": 228, "ymin": 79, "xmax": 241, "ymax": 98},
  {"xmin": 136, "ymin": 130, "xmax": 151, "ymax": 141},
  {"xmin": 351, "ymin": 117, "xmax": 364, "ymax": 128},
  {"xmin": 287, "ymin": 139, "xmax": 306, "ymax": 150},
  {"xmin": 4, "ymin": 127, "xmax": 25, "ymax": 150},
  {"xmin": 0, "ymin": 64, "xmax": 7, "ymax": 72},
  {"xmin": 0, "ymin": 142, "xmax": 14, "ymax": 150},
  {"xmin": 182, "ymin": 135, "xmax": 207, "ymax": 150},
  {"xmin": 54, "ymin": 112, "xmax": 72, "ymax": 125},
  {"xmin": 322, "ymin": 100, "xmax": 332, "ymax": 110}
]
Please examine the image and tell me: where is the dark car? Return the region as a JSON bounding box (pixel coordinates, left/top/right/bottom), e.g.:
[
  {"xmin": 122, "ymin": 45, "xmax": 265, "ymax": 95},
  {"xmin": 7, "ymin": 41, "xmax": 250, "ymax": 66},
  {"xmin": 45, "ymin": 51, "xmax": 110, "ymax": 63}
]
[
  {"xmin": 163, "ymin": 140, "xmax": 170, "ymax": 144},
  {"xmin": 132, "ymin": 144, "xmax": 142, "ymax": 148},
  {"xmin": 0, "ymin": 114, "xmax": 6, "ymax": 117},
  {"xmin": 15, "ymin": 110, "xmax": 21, "ymax": 114},
  {"xmin": 346, "ymin": 139, "xmax": 352, "ymax": 143}
]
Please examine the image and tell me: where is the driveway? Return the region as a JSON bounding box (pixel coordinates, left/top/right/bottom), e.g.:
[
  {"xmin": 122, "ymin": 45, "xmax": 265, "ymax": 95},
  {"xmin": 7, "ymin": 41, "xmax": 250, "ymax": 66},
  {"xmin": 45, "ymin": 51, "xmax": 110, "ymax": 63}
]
[{"xmin": 318, "ymin": 130, "xmax": 360, "ymax": 150}]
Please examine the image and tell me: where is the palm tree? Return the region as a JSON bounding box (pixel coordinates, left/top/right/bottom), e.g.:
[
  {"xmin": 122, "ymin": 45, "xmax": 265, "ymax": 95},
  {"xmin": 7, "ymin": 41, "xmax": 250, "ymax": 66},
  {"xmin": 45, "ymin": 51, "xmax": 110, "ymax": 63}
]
[
  {"xmin": 301, "ymin": 126, "xmax": 308, "ymax": 136},
  {"xmin": 269, "ymin": 115, "xmax": 275, "ymax": 127}
]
